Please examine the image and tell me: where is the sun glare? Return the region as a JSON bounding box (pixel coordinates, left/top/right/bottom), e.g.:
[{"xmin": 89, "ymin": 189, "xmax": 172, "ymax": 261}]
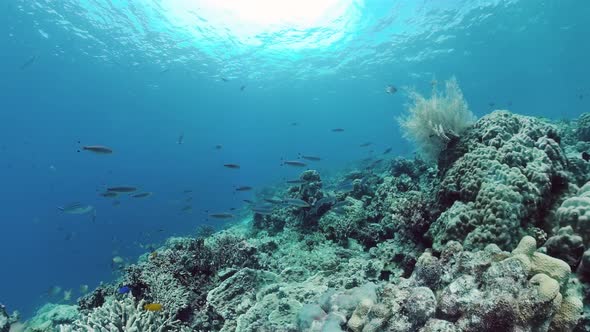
[{"xmin": 161, "ymin": 0, "xmax": 357, "ymax": 48}]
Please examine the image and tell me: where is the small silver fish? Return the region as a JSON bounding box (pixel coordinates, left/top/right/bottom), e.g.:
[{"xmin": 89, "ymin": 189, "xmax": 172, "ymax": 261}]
[
  {"xmin": 20, "ymin": 56, "xmax": 37, "ymax": 70},
  {"xmin": 252, "ymin": 208, "xmax": 273, "ymax": 216},
  {"xmin": 82, "ymin": 145, "xmax": 113, "ymax": 154},
  {"xmin": 286, "ymin": 179, "xmax": 307, "ymax": 184},
  {"xmin": 333, "ymin": 200, "xmax": 350, "ymax": 209},
  {"xmin": 58, "ymin": 203, "xmax": 94, "ymax": 215},
  {"xmin": 131, "ymin": 192, "xmax": 152, "ymax": 198},
  {"xmin": 301, "ymin": 155, "xmax": 321, "ymax": 161},
  {"xmin": 282, "ymin": 160, "xmax": 307, "ymax": 167},
  {"xmin": 284, "ymin": 198, "xmax": 311, "ymax": 208},
  {"xmin": 264, "ymin": 198, "xmax": 284, "ymax": 204},
  {"xmin": 208, "ymin": 213, "xmax": 234, "ymax": 219},
  {"xmin": 107, "ymin": 186, "xmax": 137, "ymax": 193}
]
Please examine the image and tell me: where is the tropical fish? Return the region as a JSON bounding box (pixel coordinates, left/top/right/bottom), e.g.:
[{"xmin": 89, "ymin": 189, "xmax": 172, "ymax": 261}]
[
  {"xmin": 286, "ymin": 179, "xmax": 307, "ymax": 184},
  {"xmin": 252, "ymin": 207, "xmax": 273, "ymax": 215},
  {"xmin": 332, "ymin": 207, "xmax": 347, "ymax": 215},
  {"xmin": 240, "ymin": 85, "xmax": 246, "ymax": 91},
  {"xmin": 284, "ymin": 198, "xmax": 311, "ymax": 208},
  {"xmin": 107, "ymin": 186, "xmax": 137, "ymax": 193},
  {"xmin": 256, "ymin": 202, "xmax": 274, "ymax": 209},
  {"xmin": 63, "ymin": 290, "xmax": 72, "ymax": 302},
  {"xmin": 223, "ymin": 164, "xmax": 240, "ymax": 169},
  {"xmin": 112, "ymin": 256, "xmax": 124, "ymax": 264},
  {"xmin": 385, "ymin": 85, "xmax": 397, "ymax": 94},
  {"xmin": 58, "ymin": 202, "xmax": 94, "ymax": 215},
  {"xmin": 264, "ymin": 197, "xmax": 284, "ymax": 204},
  {"xmin": 235, "ymin": 186, "xmax": 253, "ymax": 191},
  {"xmin": 20, "ymin": 56, "xmax": 37, "ymax": 70},
  {"xmin": 314, "ymin": 196, "xmax": 335, "ymax": 208},
  {"xmin": 150, "ymin": 251, "xmax": 158, "ymax": 259},
  {"xmin": 300, "ymin": 155, "xmax": 321, "ymax": 161},
  {"xmin": 369, "ymin": 159, "xmax": 384, "ymax": 168},
  {"xmin": 331, "ymin": 128, "xmax": 345, "ymax": 132},
  {"xmin": 118, "ymin": 286, "xmax": 131, "ymax": 294},
  {"xmin": 221, "ymin": 77, "xmax": 229, "ymax": 82},
  {"xmin": 47, "ymin": 286, "xmax": 62, "ymax": 297},
  {"xmin": 131, "ymin": 192, "xmax": 152, "ymax": 198},
  {"xmin": 311, "ymin": 197, "xmax": 336, "ymax": 214},
  {"xmin": 333, "ymin": 200, "xmax": 351, "ymax": 209},
  {"xmin": 383, "ymin": 147, "xmax": 392, "ymax": 154},
  {"xmin": 215, "ymin": 144, "xmax": 223, "ymax": 150},
  {"xmin": 181, "ymin": 205, "xmax": 192, "ymax": 212},
  {"xmin": 335, "ymin": 181, "xmax": 354, "ymax": 192},
  {"xmin": 177, "ymin": 133, "xmax": 184, "ymax": 145},
  {"xmin": 144, "ymin": 303, "xmax": 163, "ymax": 312},
  {"xmin": 82, "ymin": 145, "xmax": 113, "ymax": 154},
  {"xmin": 100, "ymin": 191, "xmax": 118, "ymax": 198},
  {"xmin": 79, "ymin": 285, "xmax": 89, "ymax": 294},
  {"xmin": 208, "ymin": 213, "xmax": 234, "ymax": 219},
  {"xmin": 359, "ymin": 142, "xmax": 372, "ymax": 147},
  {"xmin": 282, "ymin": 160, "xmax": 307, "ymax": 167},
  {"xmin": 243, "ymin": 199, "xmax": 254, "ymax": 204},
  {"xmin": 183, "ymin": 190, "xmax": 193, "ymax": 194}
]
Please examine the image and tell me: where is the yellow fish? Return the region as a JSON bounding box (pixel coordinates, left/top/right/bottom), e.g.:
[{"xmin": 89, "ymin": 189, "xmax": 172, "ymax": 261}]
[{"xmin": 144, "ymin": 303, "xmax": 163, "ymax": 312}]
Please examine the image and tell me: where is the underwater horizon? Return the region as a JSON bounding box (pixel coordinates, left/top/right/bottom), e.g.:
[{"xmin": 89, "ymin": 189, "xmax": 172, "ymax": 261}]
[{"xmin": 2, "ymin": 0, "xmax": 590, "ymax": 331}]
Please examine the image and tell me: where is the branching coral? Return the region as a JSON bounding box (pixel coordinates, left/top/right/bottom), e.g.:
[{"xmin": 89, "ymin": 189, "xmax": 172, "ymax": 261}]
[{"xmin": 62, "ymin": 295, "xmax": 186, "ymax": 332}]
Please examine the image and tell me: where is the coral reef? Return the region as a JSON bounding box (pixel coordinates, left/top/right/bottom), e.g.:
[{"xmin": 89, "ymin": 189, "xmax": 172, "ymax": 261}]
[
  {"xmin": 543, "ymin": 226, "xmax": 585, "ymax": 270},
  {"xmin": 298, "ymin": 238, "xmax": 581, "ymax": 332},
  {"xmin": 0, "ymin": 305, "xmax": 9, "ymax": 332},
  {"xmin": 21, "ymin": 109, "xmax": 590, "ymax": 331},
  {"xmin": 0, "ymin": 304, "xmax": 19, "ymax": 332},
  {"xmin": 24, "ymin": 304, "xmax": 78, "ymax": 331},
  {"xmin": 557, "ymin": 181, "xmax": 590, "ymax": 243},
  {"xmin": 60, "ymin": 294, "xmax": 186, "ymax": 332},
  {"xmin": 431, "ymin": 110, "xmax": 569, "ymax": 250},
  {"xmin": 576, "ymin": 113, "xmax": 590, "ymax": 142}
]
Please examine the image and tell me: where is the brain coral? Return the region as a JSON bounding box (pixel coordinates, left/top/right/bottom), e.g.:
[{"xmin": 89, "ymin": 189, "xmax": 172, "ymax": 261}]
[{"xmin": 431, "ymin": 111, "xmax": 568, "ymax": 250}]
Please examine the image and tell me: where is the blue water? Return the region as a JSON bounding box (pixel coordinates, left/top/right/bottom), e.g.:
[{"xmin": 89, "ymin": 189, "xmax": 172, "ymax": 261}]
[{"xmin": 1, "ymin": 0, "xmax": 589, "ymax": 317}]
